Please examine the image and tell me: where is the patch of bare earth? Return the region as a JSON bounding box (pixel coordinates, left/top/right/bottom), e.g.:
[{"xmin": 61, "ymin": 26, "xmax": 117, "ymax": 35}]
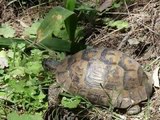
[{"xmin": 0, "ymin": 0, "xmax": 61, "ymax": 38}]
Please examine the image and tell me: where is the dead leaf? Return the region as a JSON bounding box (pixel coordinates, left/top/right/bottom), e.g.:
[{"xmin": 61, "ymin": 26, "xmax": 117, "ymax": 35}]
[
  {"xmin": 128, "ymin": 38, "xmax": 140, "ymax": 45},
  {"xmin": 0, "ymin": 50, "xmax": 8, "ymax": 69},
  {"xmin": 153, "ymin": 67, "xmax": 160, "ymax": 88}
]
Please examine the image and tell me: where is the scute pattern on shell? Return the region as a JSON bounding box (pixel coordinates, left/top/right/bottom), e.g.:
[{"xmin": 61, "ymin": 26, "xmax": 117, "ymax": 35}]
[{"xmin": 55, "ymin": 48, "xmax": 152, "ymax": 108}]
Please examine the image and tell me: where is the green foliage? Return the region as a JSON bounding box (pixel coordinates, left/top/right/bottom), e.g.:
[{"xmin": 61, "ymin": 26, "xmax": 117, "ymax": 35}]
[
  {"xmin": 76, "ymin": 4, "xmax": 94, "ymax": 11},
  {"xmin": 7, "ymin": 112, "xmax": 43, "ymax": 120},
  {"xmin": 0, "ymin": 38, "xmax": 29, "ymax": 46},
  {"xmin": 0, "ymin": 23, "xmax": 15, "ymax": 38},
  {"xmin": 0, "ymin": 43, "xmax": 53, "ymax": 119},
  {"xmin": 111, "ymin": 1, "xmax": 123, "ymax": 9},
  {"xmin": 40, "ymin": 37, "xmax": 71, "ymax": 52},
  {"xmin": 37, "ymin": 0, "xmax": 87, "ymax": 53},
  {"xmin": 60, "ymin": 93, "xmax": 92, "ymax": 109},
  {"xmin": 105, "ymin": 19, "xmax": 129, "ymax": 29},
  {"xmin": 37, "ymin": 6, "xmax": 74, "ymax": 52},
  {"xmin": 64, "ymin": 0, "xmax": 76, "ymax": 11},
  {"xmin": 65, "ymin": 0, "xmax": 77, "ymax": 42},
  {"xmin": 61, "ymin": 96, "xmax": 81, "ymax": 109},
  {"xmin": 37, "ymin": 6, "xmax": 74, "ymax": 42},
  {"xmin": 23, "ymin": 20, "xmax": 43, "ymax": 38},
  {"xmin": 0, "ymin": 1, "xmax": 94, "ymax": 53}
]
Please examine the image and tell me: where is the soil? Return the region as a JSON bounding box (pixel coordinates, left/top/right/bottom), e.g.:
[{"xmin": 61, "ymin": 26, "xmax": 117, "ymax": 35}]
[{"xmin": 0, "ymin": 0, "xmax": 160, "ymax": 120}]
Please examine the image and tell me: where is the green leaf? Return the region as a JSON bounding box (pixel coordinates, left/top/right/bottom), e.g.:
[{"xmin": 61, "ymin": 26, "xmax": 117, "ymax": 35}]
[
  {"xmin": 108, "ymin": 20, "xmax": 129, "ymax": 29},
  {"xmin": 0, "ymin": 89, "xmax": 12, "ymax": 101},
  {"xmin": 37, "ymin": 90, "xmax": 46, "ymax": 102},
  {"xmin": 25, "ymin": 61, "xmax": 42, "ymax": 75},
  {"xmin": 0, "ymin": 38, "xmax": 32, "ymax": 46},
  {"xmin": 30, "ymin": 49, "xmax": 43, "ymax": 61},
  {"xmin": 0, "ymin": 91, "xmax": 8, "ymax": 99},
  {"xmin": 7, "ymin": 112, "xmax": 43, "ymax": 120},
  {"xmin": 57, "ymin": 28, "xmax": 69, "ymax": 40},
  {"xmin": 8, "ymin": 80, "xmax": 25, "ymax": 93},
  {"xmin": 111, "ymin": 1, "xmax": 123, "ymax": 9},
  {"xmin": 0, "ymin": 23, "xmax": 15, "ymax": 38},
  {"xmin": 65, "ymin": 14, "xmax": 77, "ymax": 42},
  {"xmin": 24, "ymin": 86, "xmax": 37, "ymax": 98},
  {"xmin": 40, "ymin": 35, "xmax": 71, "ymax": 52},
  {"xmin": 76, "ymin": 4, "xmax": 94, "ymax": 11},
  {"xmin": 36, "ymin": 6, "xmax": 75, "ymax": 52},
  {"xmin": 0, "ymin": 50, "xmax": 7, "ymax": 58},
  {"xmin": 7, "ymin": 112, "xmax": 20, "ymax": 120},
  {"xmin": 64, "ymin": 0, "xmax": 77, "ymax": 43},
  {"xmin": 61, "ymin": 96, "xmax": 81, "ymax": 109},
  {"xmin": 65, "ymin": 0, "xmax": 76, "ymax": 11},
  {"xmin": 37, "ymin": 6, "xmax": 74, "ymax": 42},
  {"xmin": 0, "ymin": 69, "xmax": 4, "ymax": 74},
  {"xmin": 23, "ymin": 20, "xmax": 43, "ymax": 38},
  {"xmin": 75, "ymin": 26, "xmax": 85, "ymax": 41},
  {"xmin": 9, "ymin": 67, "xmax": 25, "ymax": 78}
]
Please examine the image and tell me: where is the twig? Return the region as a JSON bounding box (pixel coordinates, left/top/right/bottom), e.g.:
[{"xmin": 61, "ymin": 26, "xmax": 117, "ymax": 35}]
[
  {"xmin": 92, "ymin": 29, "xmax": 121, "ymax": 45},
  {"xmin": 124, "ymin": 0, "xmax": 130, "ymax": 16},
  {"xmin": 135, "ymin": 20, "xmax": 160, "ymax": 36},
  {"xmin": 105, "ymin": 12, "xmax": 138, "ymax": 15},
  {"xmin": 149, "ymin": 56, "xmax": 160, "ymax": 66},
  {"xmin": 98, "ymin": 0, "xmax": 115, "ymax": 12},
  {"xmin": 117, "ymin": 31, "xmax": 132, "ymax": 50},
  {"xmin": 116, "ymin": 0, "xmax": 131, "ymax": 50},
  {"xmin": 142, "ymin": 0, "xmax": 154, "ymax": 11}
]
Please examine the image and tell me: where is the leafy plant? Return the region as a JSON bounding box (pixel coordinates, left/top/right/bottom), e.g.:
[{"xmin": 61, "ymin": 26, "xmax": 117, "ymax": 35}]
[
  {"xmin": 64, "ymin": 0, "xmax": 77, "ymax": 42},
  {"xmin": 0, "ymin": 0, "xmax": 97, "ymax": 53},
  {"xmin": 37, "ymin": 6, "xmax": 74, "ymax": 52},
  {"xmin": 60, "ymin": 92, "xmax": 92, "ymax": 109},
  {"xmin": 105, "ymin": 19, "xmax": 129, "ymax": 30},
  {"xmin": 7, "ymin": 112, "xmax": 43, "ymax": 120},
  {"xmin": 0, "ymin": 43, "xmax": 54, "ymax": 119},
  {"xmin": 61, "ymin": 96, "xmax": 81, "ymax": 109},
  {"xmin": 37, "ymin": 0, "xmax": 87, "ymax": 53}
]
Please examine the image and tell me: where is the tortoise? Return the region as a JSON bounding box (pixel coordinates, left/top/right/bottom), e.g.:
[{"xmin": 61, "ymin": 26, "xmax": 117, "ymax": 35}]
[{"xmin": 42, "ymin": 48, "xmax": 153, "ymax": 115}]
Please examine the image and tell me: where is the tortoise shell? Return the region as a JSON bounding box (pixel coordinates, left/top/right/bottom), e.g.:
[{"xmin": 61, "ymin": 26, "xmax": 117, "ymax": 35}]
[{"xmin": 49, "ymin": 48, "xmax": 152, "ymax": 109}]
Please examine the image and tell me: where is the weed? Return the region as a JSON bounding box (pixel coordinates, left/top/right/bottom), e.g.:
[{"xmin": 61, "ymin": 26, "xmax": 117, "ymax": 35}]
[{"xmin": 0, "ymin": 43, "xmax": 54, "ymax": 119}]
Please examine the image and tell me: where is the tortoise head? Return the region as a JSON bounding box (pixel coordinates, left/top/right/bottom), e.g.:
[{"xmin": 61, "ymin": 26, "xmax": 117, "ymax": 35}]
[{"xmin": 42, "ymin": 58, "xmax": 60, "ymax": 72}]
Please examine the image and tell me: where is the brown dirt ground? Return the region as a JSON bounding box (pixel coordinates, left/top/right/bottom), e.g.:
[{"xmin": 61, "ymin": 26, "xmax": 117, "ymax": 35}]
[{"xmin": 0, "ymin": 0, "xmax": 160, "ymax": 120}]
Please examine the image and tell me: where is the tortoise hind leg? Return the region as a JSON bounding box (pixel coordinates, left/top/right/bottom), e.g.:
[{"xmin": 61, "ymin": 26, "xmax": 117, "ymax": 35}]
[
  {"xmin": 127, "ymin": 105, "xmax": 141, "ymax": 115},
  {"xmin": 48, "ymin": 83, "xmax": 63, "ymax": 106}
]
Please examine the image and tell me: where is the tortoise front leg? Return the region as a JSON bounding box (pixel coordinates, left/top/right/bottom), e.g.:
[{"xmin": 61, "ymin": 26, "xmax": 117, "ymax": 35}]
[{"xmin": 48, "ymin": 83, "xmax": 63, "ymax": 106}]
